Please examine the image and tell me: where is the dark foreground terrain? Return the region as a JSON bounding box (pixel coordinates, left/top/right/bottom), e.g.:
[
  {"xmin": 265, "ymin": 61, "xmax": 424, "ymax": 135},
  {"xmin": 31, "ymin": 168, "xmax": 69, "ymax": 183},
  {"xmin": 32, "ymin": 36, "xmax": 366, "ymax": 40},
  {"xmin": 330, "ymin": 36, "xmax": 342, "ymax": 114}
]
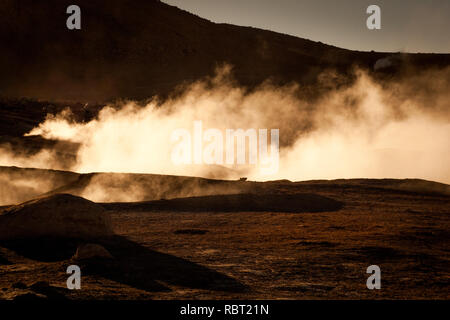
[{"xmin": 0, "ymin": 169, "xmax": 448, "ymax": 300}]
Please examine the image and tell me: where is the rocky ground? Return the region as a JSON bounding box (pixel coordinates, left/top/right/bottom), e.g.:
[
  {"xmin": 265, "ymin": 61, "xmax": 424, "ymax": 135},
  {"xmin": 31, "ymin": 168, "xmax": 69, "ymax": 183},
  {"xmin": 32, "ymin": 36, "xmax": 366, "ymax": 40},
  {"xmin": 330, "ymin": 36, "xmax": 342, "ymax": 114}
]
[{"xmin": 0, "ymin": 175, "xmax": 449, "ymax": 300}]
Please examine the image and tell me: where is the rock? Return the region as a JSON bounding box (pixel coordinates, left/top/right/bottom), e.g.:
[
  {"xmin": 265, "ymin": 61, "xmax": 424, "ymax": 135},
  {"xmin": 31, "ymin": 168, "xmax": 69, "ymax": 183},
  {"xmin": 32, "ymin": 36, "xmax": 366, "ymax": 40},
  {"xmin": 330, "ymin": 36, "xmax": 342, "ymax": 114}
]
[
  {"xmin": 12, "ymin": 292, "xmax": 48, "ymax": 301},
  {"xmin": 28, "ymin": 281, "xmax": 68, "ymax": 300},
  {"xmin": 29, "ymin": 280, "xmax": 50, "ymax": 291},
  {"xmin": 0, "ymin": 194, "xmax": 113, "ymax": 240},
  {"xmin": 73, "ymin": 243, "xmax": 113, "ymax": 260},
  {"xmin": 12, "ymin": 281, "xmax": 27, "ymax": 289}
]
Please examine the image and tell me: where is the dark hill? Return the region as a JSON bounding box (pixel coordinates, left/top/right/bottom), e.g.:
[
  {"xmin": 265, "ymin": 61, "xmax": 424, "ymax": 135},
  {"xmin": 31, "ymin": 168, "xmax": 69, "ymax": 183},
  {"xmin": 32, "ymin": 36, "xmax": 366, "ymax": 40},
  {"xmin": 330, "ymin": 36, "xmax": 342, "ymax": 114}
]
[{"xmin": 1, "ymin": 0, "xmax": 449, "ymax": 102}]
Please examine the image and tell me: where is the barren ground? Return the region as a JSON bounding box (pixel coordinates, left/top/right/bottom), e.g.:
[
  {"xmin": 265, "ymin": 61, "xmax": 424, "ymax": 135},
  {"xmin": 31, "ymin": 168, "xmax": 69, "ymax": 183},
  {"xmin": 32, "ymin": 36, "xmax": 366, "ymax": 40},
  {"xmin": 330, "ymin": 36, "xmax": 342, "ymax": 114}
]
[{"xmin": 0, "ymin": 178, "xmax": 449, "ymax": 300}]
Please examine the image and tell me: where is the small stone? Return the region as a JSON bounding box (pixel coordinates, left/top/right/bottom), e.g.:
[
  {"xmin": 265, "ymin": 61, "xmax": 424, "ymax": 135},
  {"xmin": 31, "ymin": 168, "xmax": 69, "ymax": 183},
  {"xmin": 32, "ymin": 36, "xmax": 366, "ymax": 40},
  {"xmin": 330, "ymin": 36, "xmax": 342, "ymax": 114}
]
[{"xmin": 73, "ymin": 243, "xmax": 113, "ymax": 260}]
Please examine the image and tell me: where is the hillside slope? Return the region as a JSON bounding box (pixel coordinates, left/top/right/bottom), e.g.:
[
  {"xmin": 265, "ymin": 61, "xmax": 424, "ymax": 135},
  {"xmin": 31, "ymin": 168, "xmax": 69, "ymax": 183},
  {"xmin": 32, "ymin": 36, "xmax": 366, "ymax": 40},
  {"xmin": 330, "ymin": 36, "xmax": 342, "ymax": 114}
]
[{"xmin": 1, "ymin": 0, "xmax": 449, "ymax": 102}]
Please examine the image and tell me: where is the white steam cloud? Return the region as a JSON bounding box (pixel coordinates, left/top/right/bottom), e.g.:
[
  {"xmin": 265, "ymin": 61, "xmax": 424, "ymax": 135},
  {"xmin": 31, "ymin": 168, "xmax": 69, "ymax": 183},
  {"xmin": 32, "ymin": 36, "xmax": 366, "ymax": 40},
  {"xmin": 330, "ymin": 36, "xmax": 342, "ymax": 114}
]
[{"xmin": 16, "ymin": 66, "xmax": 450, "ymax": 184}]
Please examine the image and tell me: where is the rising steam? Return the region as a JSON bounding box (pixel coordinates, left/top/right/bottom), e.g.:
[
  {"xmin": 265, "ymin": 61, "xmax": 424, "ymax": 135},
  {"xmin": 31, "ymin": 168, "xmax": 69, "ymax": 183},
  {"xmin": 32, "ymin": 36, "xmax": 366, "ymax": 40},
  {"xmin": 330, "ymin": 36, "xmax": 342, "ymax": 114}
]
[{"xmin": 14, "ymin": 65, "xmax": 450, "ymax": 185}]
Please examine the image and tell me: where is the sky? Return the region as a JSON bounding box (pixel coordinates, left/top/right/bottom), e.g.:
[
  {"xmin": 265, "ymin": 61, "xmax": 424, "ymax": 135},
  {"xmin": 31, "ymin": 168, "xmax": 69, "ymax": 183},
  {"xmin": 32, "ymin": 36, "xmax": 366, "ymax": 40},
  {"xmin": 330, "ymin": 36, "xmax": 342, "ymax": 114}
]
[{"xmin": 163, "ymin": 0, "xmax": 450, "ymax": 53}]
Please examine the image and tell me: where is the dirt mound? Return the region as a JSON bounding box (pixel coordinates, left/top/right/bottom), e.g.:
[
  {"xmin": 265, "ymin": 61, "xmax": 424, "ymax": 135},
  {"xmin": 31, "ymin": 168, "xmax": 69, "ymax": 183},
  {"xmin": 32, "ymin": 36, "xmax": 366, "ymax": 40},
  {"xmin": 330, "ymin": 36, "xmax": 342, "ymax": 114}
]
[
  {"xmin": 47, "ymin": 172, "xmax": 248, "ymax": 203},
  {"xmin": 0, "ymin": 194, "xmax": 112, "ymax": 240},
  {"xmin": 103, "ymin": 193, "xmax": 344, "ymax": 213}
]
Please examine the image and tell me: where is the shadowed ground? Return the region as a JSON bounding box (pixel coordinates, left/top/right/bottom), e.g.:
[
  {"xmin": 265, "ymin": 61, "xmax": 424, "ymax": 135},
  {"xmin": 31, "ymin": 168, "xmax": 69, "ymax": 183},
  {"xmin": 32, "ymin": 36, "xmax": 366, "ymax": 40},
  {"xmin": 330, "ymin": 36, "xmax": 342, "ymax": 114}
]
[
  {"xmin": 0, "ymin": 172, "xmax": 448, "ymax": 300},
  {"xmin": 101, "ymin": 193, "xmax": 344, "ymax": 213},
  {"xmin": 0, "ymin": 235, "xmax": 246, "ymax": 299}
]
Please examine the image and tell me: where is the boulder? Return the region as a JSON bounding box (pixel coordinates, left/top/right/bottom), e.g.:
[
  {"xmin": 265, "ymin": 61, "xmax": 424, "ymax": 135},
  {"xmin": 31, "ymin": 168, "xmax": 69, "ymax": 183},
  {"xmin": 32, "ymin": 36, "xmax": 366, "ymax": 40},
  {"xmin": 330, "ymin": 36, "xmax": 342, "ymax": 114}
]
[
  {"xmin": 0, "ymin": 194, "xmax": 112, "ymax": 240},
  {"xmin": 73, "ymin": 243, "xmax": 113, "ymax": 260}
]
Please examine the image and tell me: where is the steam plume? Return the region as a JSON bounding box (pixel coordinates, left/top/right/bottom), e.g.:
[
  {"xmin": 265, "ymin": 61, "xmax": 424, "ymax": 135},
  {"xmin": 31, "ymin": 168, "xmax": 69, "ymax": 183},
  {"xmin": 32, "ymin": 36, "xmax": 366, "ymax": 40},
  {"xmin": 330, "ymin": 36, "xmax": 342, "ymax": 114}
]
[{"xmin": 14, "ymin": 65, "xmax": 450, "ymax": 185}]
